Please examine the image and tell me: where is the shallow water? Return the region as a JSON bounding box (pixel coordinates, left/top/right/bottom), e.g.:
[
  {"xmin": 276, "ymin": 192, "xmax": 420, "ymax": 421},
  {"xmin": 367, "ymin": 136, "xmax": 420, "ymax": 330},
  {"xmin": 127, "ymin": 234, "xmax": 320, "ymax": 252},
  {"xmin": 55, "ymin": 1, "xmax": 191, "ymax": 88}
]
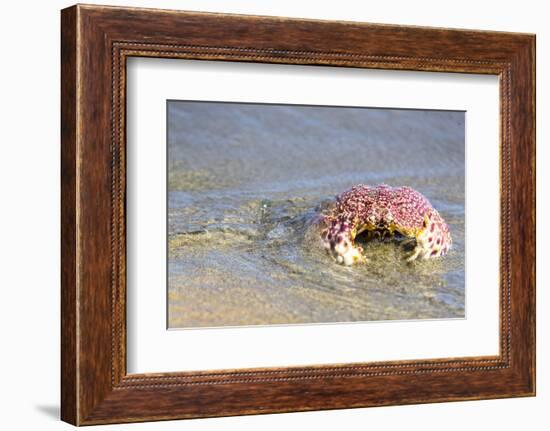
[{"xmin": 167, "ymin": 102, "xmax": 465, "ymax": 328}]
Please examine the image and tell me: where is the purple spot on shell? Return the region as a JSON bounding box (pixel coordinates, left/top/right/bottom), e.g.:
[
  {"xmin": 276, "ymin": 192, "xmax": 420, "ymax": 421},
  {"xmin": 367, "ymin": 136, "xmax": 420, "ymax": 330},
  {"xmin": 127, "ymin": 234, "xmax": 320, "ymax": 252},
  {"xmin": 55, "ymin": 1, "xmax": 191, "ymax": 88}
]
[
  {"xmin": 431, "ymin": 249, "xmax": 438, "ymax": 256},
  {"xmin": 430, "ymin": 224, "xmax": 435, "ymax": 232},
  {"xmin": 436, "ymin": 238, "xmax": 441, "ymax": 245},
  {"xmin": 428, "ymin": 237, "xmax": 433, "ymax": 243}
]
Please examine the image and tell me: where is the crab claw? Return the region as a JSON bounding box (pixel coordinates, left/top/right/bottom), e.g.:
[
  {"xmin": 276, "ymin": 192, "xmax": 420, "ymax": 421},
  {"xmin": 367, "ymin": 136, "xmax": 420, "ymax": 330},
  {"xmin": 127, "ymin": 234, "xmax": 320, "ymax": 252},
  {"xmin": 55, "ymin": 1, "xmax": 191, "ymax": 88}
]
[
  {"xmin": 322, "ymin": 220, "xmax": 367, "ymax": 266},
  {"xmin": 406, "ymin": 212, "xmax": 452, "ymax": 261},
  {"xmin": 334, "ymin": 240, "xmax": 366, "ymax": 266}
]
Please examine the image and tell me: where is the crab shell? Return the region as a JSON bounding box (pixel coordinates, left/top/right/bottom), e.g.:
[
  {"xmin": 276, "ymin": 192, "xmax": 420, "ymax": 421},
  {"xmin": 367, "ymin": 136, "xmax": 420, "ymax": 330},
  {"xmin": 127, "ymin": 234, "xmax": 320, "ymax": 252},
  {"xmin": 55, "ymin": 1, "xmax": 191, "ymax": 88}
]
[{"xmin": 319, "ymin": 184, "xmax": 452, "ymax": 265}]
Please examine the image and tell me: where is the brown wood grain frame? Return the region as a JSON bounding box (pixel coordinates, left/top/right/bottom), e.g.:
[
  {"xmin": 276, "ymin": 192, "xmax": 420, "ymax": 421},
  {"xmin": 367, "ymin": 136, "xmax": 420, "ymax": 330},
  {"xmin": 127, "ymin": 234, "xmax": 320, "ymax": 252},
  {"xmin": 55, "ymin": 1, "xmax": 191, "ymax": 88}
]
[{"xmin": 61, "ymin": 4, "xmax": 536, "ymax": 426}]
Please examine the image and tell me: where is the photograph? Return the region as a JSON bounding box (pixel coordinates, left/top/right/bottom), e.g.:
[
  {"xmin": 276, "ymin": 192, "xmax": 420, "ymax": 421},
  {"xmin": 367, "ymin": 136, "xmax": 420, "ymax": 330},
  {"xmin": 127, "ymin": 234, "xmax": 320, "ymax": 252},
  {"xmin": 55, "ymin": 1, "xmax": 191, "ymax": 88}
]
[{"xmin": 167, "ymin": 101, "xmax": 465, "ymax": 328}]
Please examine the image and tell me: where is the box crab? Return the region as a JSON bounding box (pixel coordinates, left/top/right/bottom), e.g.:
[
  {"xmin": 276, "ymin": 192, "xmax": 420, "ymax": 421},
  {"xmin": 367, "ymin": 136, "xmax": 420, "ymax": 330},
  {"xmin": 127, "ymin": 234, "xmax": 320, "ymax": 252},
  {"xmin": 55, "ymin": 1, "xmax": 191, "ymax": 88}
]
[{"xmin": 317, "ymin": 184, "xmax": 452, "ymax": 265}]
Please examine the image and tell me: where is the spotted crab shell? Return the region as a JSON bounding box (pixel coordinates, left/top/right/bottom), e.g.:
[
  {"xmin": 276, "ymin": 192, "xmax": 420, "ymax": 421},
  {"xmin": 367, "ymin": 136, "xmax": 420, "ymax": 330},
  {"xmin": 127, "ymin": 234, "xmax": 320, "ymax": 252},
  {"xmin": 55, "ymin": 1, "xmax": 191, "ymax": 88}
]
[{"xmin": 319, "ymin": 184, "xmax": 452, "ymax": 265}]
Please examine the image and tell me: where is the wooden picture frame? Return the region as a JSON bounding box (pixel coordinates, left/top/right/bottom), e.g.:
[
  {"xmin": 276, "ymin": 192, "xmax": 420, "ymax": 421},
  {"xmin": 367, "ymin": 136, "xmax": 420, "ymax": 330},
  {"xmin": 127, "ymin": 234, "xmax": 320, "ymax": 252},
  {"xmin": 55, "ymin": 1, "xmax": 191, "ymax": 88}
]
[{"xmin": 61, "ymin": 4, "xmax": 535, "ymax": 425}]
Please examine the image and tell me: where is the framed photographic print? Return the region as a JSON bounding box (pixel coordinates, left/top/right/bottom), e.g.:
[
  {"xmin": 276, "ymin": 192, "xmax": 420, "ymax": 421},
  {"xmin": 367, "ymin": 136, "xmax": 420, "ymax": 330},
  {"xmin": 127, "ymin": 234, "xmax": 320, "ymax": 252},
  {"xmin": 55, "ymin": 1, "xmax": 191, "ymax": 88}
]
[{"xmin": 61, "ymin": 4, "xmax": 536, "ymax": 425}]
